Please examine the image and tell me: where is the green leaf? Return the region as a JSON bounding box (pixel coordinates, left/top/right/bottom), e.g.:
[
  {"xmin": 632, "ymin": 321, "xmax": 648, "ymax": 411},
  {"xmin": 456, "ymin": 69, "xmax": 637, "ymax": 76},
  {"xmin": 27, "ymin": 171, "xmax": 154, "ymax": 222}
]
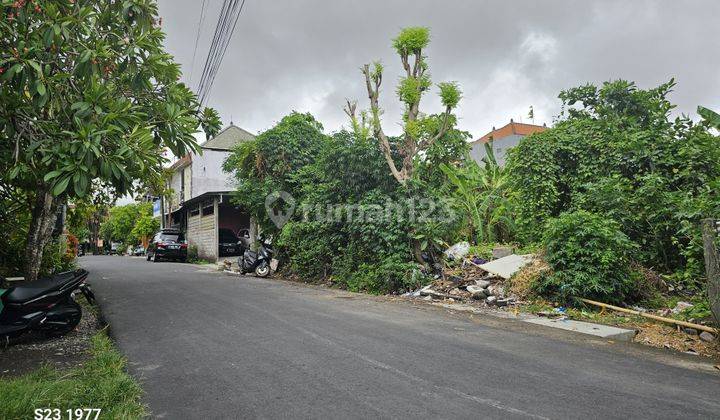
[
  {"xmin": 52, "ymin": 177, "xmax": 70, "ymax": 196},
  {"xmin": 79, "ymin": 50, "xmax": 92, "ymax": 63},
  {"xmin": 2, "ymin": 63, "xmax": 23, "ymax": 81},
  {"xmin": 35, "ymin": 80, "xmax": 46, "ymax": 96},
  {"xmin": 698, "ymin": 106, "xmax": 720, "ymax": 129},
  {"xmin": 43, "ymin": 170, "xmax": 62, "ymax": 181},
  {"xmin": 28, "ymin": 60, "xmax": 42, "ymax": 75},
  {"xmin": 74, "ymin": 174, "xmax": 89, "ymax": 197}
]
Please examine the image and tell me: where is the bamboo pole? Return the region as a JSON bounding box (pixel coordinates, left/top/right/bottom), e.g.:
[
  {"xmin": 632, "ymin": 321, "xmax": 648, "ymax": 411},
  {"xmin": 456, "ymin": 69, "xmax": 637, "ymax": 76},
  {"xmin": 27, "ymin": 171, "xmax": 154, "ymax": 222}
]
[{"xmin": 578, "ymin": 298, "xmax": 718, "ymax": 334}]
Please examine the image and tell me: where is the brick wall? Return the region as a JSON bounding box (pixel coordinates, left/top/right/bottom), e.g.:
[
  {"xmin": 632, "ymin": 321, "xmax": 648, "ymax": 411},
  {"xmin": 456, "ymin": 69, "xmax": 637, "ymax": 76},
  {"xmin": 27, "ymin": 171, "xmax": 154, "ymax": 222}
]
[{"xmin": 187, "ymin": 202, "xmax": 217, "ymax": 261}]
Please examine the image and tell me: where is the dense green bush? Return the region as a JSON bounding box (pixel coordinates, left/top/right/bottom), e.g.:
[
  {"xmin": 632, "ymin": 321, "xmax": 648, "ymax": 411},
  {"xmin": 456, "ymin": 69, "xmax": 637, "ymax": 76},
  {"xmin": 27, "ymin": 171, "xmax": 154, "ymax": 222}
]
[
  {"xmin": 226, "ymin": 112, "xmax": 465, "ymax": 293},
  {"xmin": 342, "ymin": 255, "xmax": 421, "ymax": 294},
  {"xmin": 39, "ymin": 237, "xmax": 77, "ymax": 277},
  {"xmin": 534, "ymin": 210, "xmax": 638, "ymax": 304},
  {"xmin": 508, "ymin": 80, "xmax": 720, "ymax": 281},
  {"xmin": 187, "ymin": 245, "xmax": 199, "ymax": 264},
  {"xmin": 224, "ymin": 112, "xmax": 329, "ymax": 236}
]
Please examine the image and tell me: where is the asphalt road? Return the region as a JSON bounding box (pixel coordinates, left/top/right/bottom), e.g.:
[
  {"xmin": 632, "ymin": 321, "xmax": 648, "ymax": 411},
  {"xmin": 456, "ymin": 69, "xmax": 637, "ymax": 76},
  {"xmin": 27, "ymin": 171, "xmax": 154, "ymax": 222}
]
[{"xmin": 83, "ymin": 256, "xmax": 720, "ymax": 419}]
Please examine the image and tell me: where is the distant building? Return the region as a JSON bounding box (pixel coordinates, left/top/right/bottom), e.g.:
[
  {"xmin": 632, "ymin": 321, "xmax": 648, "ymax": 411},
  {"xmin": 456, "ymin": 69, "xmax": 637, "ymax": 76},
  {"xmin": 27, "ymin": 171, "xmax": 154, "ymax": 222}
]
[
  {"xmin": 469, "ymin": 120, "xmax": 547, "ymax": 165},
  {"xmin": 158, "ymin": 124, "xmax": 256, "ymax": 261}
]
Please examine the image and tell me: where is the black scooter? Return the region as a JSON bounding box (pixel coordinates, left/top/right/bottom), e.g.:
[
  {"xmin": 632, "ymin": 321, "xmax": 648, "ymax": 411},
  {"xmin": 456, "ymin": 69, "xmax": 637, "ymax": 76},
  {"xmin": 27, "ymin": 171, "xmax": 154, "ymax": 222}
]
[
  {"xmin": 238, "ymin": 240, "xmax": 274, "ymax": 277},
  {"xmin": 0, "ymin": 269, "xmax": 95, "ymax": 344}
]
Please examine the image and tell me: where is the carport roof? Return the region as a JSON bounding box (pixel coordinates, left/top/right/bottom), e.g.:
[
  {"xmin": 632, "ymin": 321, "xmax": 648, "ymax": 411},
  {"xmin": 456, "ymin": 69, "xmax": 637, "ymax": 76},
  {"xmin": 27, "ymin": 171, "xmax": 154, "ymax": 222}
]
[{"xmin": 181, "ymin": 191, "xmax": 233, "ymax": 208}]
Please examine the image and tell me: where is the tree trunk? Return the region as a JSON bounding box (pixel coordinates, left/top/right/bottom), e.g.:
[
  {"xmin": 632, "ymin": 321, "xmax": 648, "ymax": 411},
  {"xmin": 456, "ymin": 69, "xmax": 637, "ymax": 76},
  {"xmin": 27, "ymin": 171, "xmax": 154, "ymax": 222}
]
[
  {"xmin": 702, "ymin": 219, "xmax": 720, "ymax": 326},
  {"xmin": 24, "ymin": 186, "xmax": 60, "ymax": 281}
]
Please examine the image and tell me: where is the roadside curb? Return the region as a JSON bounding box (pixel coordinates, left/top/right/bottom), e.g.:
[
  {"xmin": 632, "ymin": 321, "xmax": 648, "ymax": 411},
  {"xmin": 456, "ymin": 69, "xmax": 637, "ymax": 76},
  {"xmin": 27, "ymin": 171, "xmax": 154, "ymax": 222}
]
[{"xmin": 428, "ymin": 301, "xmax": 636, "ymax": 342}]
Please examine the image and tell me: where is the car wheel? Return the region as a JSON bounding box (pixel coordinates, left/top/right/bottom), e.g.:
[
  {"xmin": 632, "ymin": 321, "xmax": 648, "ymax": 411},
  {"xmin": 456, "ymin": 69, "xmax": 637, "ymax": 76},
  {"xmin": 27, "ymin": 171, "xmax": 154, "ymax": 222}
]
[{"xmin": 151, "ymin": 253, "xmax": 158, "ymax": 262}]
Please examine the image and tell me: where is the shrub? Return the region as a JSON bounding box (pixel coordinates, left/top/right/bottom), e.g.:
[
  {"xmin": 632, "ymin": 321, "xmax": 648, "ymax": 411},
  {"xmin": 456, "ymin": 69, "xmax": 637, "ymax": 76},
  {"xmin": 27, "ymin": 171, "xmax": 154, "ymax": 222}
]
[
  {"xmin": 507, "ymin": 80, "xmax": 720, "ymax": 279},
  {"xmin": 534, "ymin": 210, "xmax": 638, "ymax": 305},
  {"xmin": 187, "ymin": 245, "xmax": 199, "ymax": 264},
  {"xmin": 341, "ymin": 255, "xmax": 421, "ymax": 294},
  {"xmin": 39, "ymin": 237, "xmax": 77, "ymax": 277}
]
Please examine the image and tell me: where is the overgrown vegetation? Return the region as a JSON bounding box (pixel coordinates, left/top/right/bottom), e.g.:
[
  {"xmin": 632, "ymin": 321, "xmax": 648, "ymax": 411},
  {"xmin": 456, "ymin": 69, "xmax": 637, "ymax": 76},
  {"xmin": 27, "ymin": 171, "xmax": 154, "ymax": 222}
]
[
  {"xmin": 534, "ymin": 210, "xmax": 638, "ymax": 305},
  {"xmin": 223, "ymin": 30, "xmax": 719, "ymax": 309},
  {"xmin": 0, "ymin": 333, "xmax": 145, "ymax": 419},
  {"xmin": 508, "ymin": 80, "xmax": 720, "ymax": 289}
]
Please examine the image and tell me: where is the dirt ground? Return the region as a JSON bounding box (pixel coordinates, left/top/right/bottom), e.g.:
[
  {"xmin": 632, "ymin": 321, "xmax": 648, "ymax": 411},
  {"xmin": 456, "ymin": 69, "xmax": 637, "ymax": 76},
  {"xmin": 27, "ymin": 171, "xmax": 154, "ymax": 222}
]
[
  {"xmin": 0, "ymin": 305, "xmax": 101, "ymax": 378},
  {"xmin": 623, "ymin": 322, "xmax": 719, "ymax": 359}
]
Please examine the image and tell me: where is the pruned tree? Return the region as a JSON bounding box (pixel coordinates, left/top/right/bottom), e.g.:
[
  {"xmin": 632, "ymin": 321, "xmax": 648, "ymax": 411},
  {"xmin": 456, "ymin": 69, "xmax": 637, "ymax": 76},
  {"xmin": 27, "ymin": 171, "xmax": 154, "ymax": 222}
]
[
  {"xmin": 345, "ymin": 27, "xmax": 462, "ymax": 186},
  {"xmin": 0, "ymin": 1, "xmax": 220, "ymax": 280}
]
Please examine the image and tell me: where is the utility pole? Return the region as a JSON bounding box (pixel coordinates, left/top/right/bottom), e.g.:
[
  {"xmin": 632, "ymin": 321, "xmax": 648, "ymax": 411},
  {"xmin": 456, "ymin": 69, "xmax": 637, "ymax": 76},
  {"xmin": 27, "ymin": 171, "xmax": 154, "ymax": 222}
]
[{"xmin": 701, "ymin": 218, "xmax": 720, "ymax": 325}]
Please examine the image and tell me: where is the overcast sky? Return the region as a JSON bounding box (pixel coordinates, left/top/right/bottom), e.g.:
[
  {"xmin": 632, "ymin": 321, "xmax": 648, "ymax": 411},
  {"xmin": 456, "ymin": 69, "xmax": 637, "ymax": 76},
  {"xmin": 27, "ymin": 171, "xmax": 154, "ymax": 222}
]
[{"xmin": 156, "ymin": 0, "xmax": 720, "ymax": 140}]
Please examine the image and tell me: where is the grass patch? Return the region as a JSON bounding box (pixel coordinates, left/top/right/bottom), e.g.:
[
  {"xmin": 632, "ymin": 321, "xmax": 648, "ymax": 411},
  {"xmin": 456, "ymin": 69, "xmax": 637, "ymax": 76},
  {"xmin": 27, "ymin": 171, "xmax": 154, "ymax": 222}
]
[{"xmin": 0, "ymin": 332, "xmax": 145, "ymax": 419}]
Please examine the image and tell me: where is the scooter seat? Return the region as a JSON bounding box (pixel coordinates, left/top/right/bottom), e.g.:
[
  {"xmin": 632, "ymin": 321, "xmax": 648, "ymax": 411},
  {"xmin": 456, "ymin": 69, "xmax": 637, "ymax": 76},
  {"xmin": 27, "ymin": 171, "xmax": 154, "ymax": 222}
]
[{"xmin": 4, "ymin": 271, "xmax": 80, "ymax": 304}]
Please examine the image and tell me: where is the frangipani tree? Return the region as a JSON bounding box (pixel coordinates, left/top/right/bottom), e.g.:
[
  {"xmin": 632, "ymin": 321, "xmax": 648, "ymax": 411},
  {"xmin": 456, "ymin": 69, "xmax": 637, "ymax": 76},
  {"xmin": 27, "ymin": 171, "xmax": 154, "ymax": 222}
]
[
  {"xmin": 346, "ymin": 27, "xmax": 461, "ymax": 186},
  {"xmin": 0, "ymin": 0, "xmax": 220, "ymax": 280}
]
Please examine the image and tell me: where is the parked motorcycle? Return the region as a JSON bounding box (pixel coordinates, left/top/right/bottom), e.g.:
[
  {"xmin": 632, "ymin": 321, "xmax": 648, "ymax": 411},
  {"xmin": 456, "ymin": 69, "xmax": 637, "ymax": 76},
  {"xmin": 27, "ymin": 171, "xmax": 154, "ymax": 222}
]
[
  {"xmin": 0, "ymin": 269, "xmax": 95, "ymax": 344},
  {"xmin": 238, "ymin": 240, "xmax": 274, "ymax": 277}
]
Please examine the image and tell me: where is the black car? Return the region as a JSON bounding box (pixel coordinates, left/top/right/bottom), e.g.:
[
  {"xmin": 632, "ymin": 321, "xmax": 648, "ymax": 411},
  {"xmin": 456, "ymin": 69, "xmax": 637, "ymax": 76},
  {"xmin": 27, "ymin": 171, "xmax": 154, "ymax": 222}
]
[
  {"xmin": 219, "ymin": 228, "xmax": 242, "ymax": 256},
  {"xmin": 146, "ymin": 229, "xmax": 187, "ymax": 262}
]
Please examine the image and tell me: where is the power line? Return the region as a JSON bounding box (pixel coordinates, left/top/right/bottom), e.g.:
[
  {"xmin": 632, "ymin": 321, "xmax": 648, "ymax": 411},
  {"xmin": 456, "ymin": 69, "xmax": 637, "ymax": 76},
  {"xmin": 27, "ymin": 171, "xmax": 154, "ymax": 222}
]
[
  {"xmin": 196, "ymin": 0, "xmax": 231, "ymax": 98},
  {"xmin": 196, "ymin": 0, "xmax": 247, "ymax": 106},
  {"xmin": 188, "ymin": 0, "xmax": 208, "ymax": 86},
  {"xmin": 204, "ymin": 0, "xmax": 245, "ymax": 102},
  {"xmin": 199, "ymin": 0, "xmax": 243, "ymax": 105}
]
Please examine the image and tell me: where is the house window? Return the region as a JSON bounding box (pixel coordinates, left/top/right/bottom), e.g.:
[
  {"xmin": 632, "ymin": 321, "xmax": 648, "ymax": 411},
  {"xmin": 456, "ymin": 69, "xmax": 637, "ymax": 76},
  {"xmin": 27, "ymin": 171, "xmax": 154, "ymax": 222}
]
[
  {"xmin": 189, "ymin": 206, "xmax": 200, "ymax": 217},
  {"xmin": 202, "ymin": 204, "xmax": 214, "ymax": 216}
]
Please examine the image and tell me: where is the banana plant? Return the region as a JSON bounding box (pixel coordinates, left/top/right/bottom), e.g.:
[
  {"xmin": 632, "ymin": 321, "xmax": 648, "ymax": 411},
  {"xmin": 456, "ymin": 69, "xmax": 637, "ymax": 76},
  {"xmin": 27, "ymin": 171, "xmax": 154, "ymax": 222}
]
[
  {"xmin": 440, "ymin": 141, "xmax": 515, "ymax": 244},
  {"xmin": 698, "ymin": 106, "xmax": 720, "ymax": 129}
]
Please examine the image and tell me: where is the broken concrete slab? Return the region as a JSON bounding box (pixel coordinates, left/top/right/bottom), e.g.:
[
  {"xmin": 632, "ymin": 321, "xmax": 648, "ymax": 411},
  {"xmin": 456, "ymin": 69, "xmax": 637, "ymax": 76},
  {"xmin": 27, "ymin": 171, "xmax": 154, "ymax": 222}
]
[
  {"xmin": 466, "ymin": 285, "xmax": 487, "ymax": 299},
  {"xmin": 474, "ymin": 279, "xmax": 491, "ymax": 288},
  {"xmin": 523, "ymin": 317, "xmax": 637, "ymax": 342},
  {"xmin": 478, "ymin": 254, "xmax": 534, "ymax": 280}
]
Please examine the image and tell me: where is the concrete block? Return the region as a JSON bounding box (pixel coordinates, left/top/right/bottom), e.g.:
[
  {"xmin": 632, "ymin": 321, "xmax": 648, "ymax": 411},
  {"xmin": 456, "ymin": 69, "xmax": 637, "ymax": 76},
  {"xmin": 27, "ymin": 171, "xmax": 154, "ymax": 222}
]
[
  {"xmin": 523, "ymin": 317, "xmax": 636, "ymax": 342},
  {"xmin": 492, "ymin": 246, "xmax": 515, "ymax": 259}
]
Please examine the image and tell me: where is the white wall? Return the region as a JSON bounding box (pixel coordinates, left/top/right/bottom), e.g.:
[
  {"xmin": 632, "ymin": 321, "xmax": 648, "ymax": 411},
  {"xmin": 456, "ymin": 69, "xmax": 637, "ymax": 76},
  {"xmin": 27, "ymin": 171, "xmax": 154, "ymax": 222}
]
[
  {"xmin": 469, "ymin": 134, "xmax": 524, "ymax": 166},
  {"xmin": 167, "ymin": 168, "xmax": 184, "ymax": 212},
  {"xmin": 191, "ymin": 149, "xmax": 235, "ymax": 198}
]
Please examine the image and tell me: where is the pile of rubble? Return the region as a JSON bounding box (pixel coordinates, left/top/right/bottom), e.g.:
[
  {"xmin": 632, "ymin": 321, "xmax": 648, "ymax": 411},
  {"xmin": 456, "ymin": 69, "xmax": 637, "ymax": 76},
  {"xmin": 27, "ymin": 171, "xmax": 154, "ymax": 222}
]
[{"xmin": 406, "ymin": 243, "xmax": 534, "ymax": 308}]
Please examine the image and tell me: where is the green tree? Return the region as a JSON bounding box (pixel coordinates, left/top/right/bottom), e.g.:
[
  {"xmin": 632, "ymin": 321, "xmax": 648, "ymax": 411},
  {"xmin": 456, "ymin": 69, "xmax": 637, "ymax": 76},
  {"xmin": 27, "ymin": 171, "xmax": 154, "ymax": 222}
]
[
  {"xmin": 100, "ymin": 202, "xmax": 154, "ymax": 248},
  {"xmin": 347, "ymin": 27, "xmax": 462, "ymax": 186},
  {"xmin": 439, "ymin": 142, "xmax": 514, "ymax": 244},
  {"xmin": 508, "ymin": 80, "xmax": 720, "ymax": 279},
  {"xmin": 0, "ymin": 0, "xmax": 220, "ymax": 280},
  {"xmin": 131, "ymin": 211, "xmax": 159, "ymax": 245},
  {"xmin": 224, "ymin": 112, "xmax": 327, "ymax": 235}
]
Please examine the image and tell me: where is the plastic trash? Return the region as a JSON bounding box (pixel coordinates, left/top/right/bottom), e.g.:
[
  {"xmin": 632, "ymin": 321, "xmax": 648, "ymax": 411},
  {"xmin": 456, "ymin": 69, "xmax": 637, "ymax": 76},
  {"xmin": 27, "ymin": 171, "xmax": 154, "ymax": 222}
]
[{"xmin": 444, "ymin": 241, "xmax": 470, "ymax": 261}]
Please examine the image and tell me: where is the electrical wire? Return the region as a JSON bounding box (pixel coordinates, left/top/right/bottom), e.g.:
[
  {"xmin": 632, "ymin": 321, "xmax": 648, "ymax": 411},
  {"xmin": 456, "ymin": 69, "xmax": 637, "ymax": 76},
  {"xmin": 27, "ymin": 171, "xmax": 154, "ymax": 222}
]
[
  {"xmin": 196, "ymin": 0, "xmax": 247, "ymax": 106},
  {"xmin": 188, "ymin": 0, "xmax": 208, "ymax": 86}
]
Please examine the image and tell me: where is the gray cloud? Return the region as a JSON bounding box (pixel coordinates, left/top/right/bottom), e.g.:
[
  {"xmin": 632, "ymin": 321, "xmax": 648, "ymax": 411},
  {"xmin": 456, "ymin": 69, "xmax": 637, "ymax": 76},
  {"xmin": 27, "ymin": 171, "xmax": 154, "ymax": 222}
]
[{"xmin": 158, "ymin": 0, "xmax": 720, "ymax": 139}]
